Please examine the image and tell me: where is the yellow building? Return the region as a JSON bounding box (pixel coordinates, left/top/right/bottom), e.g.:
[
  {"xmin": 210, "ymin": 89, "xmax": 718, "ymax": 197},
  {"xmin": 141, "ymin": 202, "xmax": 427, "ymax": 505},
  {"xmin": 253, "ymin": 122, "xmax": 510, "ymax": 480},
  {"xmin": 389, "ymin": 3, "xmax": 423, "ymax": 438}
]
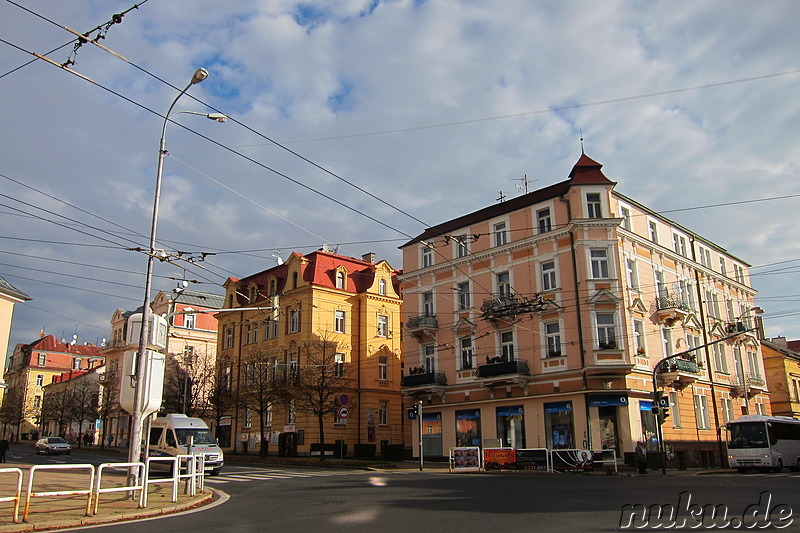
[
  {"xmin": 0, "ymin": 275, "xmax": 30, "ymax": 410},
  {"xmin": 217, "ymin": 250, "xmax": 403, "ymax": 457},
  {"xmin": 761, "ymin": 337, "xmax": 800, "ymax": 418}
]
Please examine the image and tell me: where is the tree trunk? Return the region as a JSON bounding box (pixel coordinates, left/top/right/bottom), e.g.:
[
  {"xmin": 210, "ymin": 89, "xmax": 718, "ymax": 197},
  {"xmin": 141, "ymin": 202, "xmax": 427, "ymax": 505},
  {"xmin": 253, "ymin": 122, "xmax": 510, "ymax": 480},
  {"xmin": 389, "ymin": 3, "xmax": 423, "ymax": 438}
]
[{"xmin": 318, "ymin": 414, "xmax": 326, "ymax": 461}]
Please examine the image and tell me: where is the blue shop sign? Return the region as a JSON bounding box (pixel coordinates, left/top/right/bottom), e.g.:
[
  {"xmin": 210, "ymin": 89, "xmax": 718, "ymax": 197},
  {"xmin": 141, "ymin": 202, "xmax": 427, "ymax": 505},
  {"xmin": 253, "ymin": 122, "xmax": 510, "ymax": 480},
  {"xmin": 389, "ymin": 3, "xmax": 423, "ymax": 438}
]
[
  {"xmin": 496, "ymin": 405, "xmax": 524, "ymax": 417},
  {"xmin": 588, "ymin": 394, "xmax": 629, "ymax": 407},
  {"xmin": 543, "ymin": 401, "xmax": 573, "ymax": 413},
  {"xmin": 421, "ymin": 411, "xmax": 442, "ymax": 421},
  {"xmin": 639, "ymin": 400, "xmax": 654, "ymax": 411}
]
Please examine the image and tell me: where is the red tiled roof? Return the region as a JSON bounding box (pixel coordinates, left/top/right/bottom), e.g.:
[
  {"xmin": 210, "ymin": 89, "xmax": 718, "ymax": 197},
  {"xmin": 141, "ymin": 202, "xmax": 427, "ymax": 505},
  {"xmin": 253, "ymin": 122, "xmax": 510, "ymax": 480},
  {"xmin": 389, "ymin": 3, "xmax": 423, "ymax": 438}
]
[
  {"xmin": 787, "ymin": 340, "xmax": 800, "ymax": 353},
  {"xmin": 29, "ymin": 335, "xmax": 104, "ymax": 357}
]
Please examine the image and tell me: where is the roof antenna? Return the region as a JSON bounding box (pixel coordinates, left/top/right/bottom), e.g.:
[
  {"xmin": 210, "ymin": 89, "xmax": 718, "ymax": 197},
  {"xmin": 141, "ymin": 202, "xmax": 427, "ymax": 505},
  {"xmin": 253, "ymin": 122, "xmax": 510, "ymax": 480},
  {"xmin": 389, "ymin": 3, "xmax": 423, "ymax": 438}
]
[
  {"xmin": 514, "ymin": 174, "xmax": 535, "ymax": 195},
  {"xmin": 579, "ymin": 128, "xmax": 585, "ymax": 154},
  {"xmin": 497, "ymin": 190, "xmax": 506, "ymax": 203}
]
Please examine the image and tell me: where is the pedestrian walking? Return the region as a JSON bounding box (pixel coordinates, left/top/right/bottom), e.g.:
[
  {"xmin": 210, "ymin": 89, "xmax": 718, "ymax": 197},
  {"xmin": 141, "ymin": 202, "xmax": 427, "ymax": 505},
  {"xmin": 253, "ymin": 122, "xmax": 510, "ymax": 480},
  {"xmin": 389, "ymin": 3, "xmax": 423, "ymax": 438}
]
[
  {"xmin": 0, "ymin": 437, "xmax": 9, "ymax": 463},
  {"xmin": 635, "ymin": 440, "xmax": 648, "ymax": 474}
]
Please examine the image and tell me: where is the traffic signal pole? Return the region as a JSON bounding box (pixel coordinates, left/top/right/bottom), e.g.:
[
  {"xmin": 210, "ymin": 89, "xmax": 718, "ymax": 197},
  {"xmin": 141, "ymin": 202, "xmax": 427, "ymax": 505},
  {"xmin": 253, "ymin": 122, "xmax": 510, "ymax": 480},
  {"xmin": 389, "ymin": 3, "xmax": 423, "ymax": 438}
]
[
  {"xmin": 651, "ymin": 326, "xmax": 758, "ymax": 474},
  {"xmin": 418, "ymin": 401, "xmax": 423, "ymax": 472}
]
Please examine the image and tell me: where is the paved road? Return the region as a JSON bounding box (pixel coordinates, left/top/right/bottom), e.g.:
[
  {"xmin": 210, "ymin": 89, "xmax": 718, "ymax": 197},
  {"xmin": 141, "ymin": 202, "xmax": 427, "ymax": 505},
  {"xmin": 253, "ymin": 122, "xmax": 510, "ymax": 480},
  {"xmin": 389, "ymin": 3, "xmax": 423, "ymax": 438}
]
[{"xmin": 69, "ymin": 465, "xmax": 800, "ymax": 532}]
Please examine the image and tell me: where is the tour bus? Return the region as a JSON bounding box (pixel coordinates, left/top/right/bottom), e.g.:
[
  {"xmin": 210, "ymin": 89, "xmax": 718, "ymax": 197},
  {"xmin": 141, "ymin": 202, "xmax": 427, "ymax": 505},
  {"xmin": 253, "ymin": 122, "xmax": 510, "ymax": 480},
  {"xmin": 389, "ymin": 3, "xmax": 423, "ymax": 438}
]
[
  {"xmin": 148, "ymin": 414, "xmax": 224, "ymax": 476},
  {"xmin": 726, "ymin": 414, "xmax": 800, "ymax": 472}
]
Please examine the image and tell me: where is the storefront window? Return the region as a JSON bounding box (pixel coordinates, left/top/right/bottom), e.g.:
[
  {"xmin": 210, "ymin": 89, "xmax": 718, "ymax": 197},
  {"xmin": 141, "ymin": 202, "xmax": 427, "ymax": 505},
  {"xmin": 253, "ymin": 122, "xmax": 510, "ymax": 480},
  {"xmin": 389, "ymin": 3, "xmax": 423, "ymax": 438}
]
[
  {"xmin": 455, "ymin": 410, "xmax": 482, "ymax": 447},
  {"xmin": 422, "ymin": 411, "xmax": 442, "ymax": 456},
  {"xmin": 544, "ymin": 401, "xmax": 574, "ymax": 449},
  {"xmin": 496, "ymin": 405, "xmax": 525, "ymax": 449},
  {"xmin": 639, "ymin": 400, "xmax": 658, "ymax": 451}
]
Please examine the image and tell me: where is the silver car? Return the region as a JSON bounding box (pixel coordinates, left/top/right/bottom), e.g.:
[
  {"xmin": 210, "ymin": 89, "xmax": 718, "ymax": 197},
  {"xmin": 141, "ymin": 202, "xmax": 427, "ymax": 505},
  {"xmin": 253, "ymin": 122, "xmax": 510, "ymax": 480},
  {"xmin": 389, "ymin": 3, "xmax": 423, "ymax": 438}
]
[{"xmin": 35, "ymin": 436, "xmax": 72, "ymax": 455}]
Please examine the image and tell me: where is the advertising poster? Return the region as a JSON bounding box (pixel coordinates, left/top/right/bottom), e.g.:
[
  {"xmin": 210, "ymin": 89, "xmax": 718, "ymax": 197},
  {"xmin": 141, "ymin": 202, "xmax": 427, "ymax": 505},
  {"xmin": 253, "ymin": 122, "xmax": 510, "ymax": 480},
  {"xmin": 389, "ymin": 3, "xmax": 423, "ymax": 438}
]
[
  {"xmin": 551, "ymin": 449, "xmax": 594, "ymax": 472},
  {"xmin": 455, "ymin": 409, "xmax": 481, "ymax": 447},
  {"xmin": 483, "ymin": 448, "xmax": 517, "ymax": 470},
  {"xmin": 449, "ymin": 446, "xmax": 481, "ymax": 472},
  {"xmin": 515, "ymin": 448, "xmax": 549, "ymax": 471}
]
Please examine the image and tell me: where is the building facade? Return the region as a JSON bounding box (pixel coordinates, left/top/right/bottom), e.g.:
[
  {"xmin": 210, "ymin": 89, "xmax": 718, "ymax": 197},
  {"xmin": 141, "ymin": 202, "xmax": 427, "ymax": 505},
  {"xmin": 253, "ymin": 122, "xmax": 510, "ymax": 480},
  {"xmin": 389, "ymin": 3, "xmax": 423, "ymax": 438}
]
[
  {"xmin": 399, "ymin": 154, "xmax": 768, "ymax": 468},
  {"xmin": 2, "ymin": 334, "xmax": 103, "ymax": 440},
  {"xmin": 40, "ymin": 366, "xmax": 103, "ymax": 444},
  {"xmin": 761, "ymin": 337, "xmax": 800, "ymax": 418},
  {"xmin": 216, "ymin": 250, "xmax": 403, "ymax": 456}
]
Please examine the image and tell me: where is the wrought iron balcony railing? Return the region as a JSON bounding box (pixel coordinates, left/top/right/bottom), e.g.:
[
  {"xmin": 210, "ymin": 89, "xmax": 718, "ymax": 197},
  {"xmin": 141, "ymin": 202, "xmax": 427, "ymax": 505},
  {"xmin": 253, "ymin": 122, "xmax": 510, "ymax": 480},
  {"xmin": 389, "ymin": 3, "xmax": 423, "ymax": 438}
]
[
  {"xmin": 401, "ymin": 371, "xmax": 447, "ymax": 388},
  {"xmin": 476, "ymin": 359, "xmax": 529, "ymax": 378}
]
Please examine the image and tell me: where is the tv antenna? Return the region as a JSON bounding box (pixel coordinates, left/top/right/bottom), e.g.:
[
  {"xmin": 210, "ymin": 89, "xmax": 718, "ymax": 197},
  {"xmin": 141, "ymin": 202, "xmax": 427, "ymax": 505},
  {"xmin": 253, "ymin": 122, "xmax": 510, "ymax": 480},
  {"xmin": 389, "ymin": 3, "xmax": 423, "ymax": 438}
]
[{"xmin": 514, "ymin": 174, "xmax": 536, "ymax": 195}]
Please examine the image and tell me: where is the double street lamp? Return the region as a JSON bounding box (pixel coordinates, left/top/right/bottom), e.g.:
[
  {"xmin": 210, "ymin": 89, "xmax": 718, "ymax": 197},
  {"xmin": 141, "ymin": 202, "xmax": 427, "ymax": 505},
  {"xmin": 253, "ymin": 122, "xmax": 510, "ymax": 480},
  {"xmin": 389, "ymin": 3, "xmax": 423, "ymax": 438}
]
[{"xmin": 127, "ymin": 68, "xmax": 226, "ymax": 472}]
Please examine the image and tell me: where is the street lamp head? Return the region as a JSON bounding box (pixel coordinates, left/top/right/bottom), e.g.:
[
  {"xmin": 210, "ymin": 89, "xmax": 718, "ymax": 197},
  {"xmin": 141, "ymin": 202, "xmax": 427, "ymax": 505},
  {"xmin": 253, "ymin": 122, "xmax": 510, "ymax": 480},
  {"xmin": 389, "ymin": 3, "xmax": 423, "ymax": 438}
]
[
  {"xmin": 750, "ymin": 306, "xmax": 764, "ymax": 316},
  {"xmin": 206, "ymin": 113, "xmax": 228, "ymax": 122},
  {"xmin": 191, "ymin": 68, "xmax": 209, "ymax": 85}
]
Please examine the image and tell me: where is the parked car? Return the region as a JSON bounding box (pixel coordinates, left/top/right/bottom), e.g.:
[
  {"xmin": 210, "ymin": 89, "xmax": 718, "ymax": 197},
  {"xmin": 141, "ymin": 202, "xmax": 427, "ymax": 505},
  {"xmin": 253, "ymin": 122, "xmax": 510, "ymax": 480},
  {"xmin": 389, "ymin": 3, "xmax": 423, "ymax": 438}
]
[{"xmin": 35, "ymin": 436, "xmax": 71, "ymax": 455}]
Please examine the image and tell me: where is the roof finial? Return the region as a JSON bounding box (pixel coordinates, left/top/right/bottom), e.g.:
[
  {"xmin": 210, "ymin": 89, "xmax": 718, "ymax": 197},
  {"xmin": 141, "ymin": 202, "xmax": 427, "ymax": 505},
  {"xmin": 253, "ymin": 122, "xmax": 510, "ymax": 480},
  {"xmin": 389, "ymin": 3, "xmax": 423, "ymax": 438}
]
[{"xmin": 579, "ymin": 128, "xmax": 585, "ymax": 154}]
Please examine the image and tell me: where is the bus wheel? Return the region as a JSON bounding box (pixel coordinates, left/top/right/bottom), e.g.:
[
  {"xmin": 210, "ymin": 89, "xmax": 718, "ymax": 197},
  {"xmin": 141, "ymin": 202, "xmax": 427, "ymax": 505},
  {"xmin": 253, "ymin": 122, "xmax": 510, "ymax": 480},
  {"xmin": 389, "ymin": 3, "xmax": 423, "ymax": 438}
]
[{"xmin": 773, "ymin": 460, "xmax": 783, "ymax": 473}]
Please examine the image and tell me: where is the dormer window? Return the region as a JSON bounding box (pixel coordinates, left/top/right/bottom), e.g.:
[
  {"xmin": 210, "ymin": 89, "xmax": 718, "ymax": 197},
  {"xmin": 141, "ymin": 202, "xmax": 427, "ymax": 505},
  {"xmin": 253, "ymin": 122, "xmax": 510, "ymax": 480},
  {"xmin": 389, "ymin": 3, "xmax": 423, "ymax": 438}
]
[
  {"xmin": 249, "ymin": 285, "xmax": 258, "ymax": 302},
  {"xmin": 73, "ymin": 358, "xmax": 81, "ymax": 370},
  {"xmin": 586, "ymin": 193, "xmax": 602, "ymax": 218},
  {"xmin": 379, "ymin": 279, "xmax": 387, "ymax": 296},
  {"xmin": 292, "ymin": 272, "xmax": 299, "ymax": 289},
  {"xmin": 336, "ymin": 271, "xmax": 346, "ymax": 290}
]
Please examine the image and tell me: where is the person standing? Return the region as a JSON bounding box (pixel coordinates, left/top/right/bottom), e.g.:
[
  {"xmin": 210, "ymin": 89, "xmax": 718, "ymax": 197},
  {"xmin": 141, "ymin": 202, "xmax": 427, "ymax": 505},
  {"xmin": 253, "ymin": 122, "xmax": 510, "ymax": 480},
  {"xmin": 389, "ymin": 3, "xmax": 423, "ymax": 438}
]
[
  {"xmin": 635, "ymin": 440, "xmax": 648, "ymax": 474},
  {"xmin": 0, "ymin": 437, "xmax": 9, "ymax": 463}
]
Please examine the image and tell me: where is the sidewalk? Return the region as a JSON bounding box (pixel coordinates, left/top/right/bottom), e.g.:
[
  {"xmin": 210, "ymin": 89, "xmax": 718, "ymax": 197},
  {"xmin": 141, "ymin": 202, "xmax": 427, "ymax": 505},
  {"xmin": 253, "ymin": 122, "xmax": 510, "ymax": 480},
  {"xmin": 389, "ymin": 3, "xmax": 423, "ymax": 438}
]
[{"xmin": 0, "ymin": 461, "xmax": 214, "ymax": 532}]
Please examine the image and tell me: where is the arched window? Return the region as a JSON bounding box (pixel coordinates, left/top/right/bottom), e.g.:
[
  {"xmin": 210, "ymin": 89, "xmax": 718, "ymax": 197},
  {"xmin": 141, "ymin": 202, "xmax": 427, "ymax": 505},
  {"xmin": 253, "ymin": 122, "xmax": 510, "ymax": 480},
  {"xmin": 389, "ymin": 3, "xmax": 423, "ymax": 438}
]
[
  {"xmin": 379, "ymin": 279, "xmax": 387, "ymax": 296},
  {"xmin": 292, "ymin": 272, "xmax": 299, "ymax": 289},
  {"xmin": 269, "ymin": 279, "xmax": 276, "ymax": 297},
  {"xmin": 336, "ymin": 271, "xmax": 346, "ymax": 290}
]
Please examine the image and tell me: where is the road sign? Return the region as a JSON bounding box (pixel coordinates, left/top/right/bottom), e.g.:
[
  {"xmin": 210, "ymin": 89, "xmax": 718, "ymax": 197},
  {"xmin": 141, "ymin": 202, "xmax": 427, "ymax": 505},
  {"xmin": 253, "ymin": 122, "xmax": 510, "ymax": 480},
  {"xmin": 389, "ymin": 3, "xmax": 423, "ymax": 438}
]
[
  {"xmin": 338, "ymin": 394, "xmax": 350, "ymax": 406},
  {"xmin": 338, "ymin": 407, "xmax": 349, "ymax": 419}
]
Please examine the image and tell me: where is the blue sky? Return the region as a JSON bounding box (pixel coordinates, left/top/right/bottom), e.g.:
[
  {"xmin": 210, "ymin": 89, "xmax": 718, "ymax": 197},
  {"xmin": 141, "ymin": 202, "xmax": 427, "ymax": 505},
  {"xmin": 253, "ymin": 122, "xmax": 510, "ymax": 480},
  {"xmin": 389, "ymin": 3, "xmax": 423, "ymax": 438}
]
[{"xmin": 1, "ymin": 0, "xmax": 800, "ymax": 359}]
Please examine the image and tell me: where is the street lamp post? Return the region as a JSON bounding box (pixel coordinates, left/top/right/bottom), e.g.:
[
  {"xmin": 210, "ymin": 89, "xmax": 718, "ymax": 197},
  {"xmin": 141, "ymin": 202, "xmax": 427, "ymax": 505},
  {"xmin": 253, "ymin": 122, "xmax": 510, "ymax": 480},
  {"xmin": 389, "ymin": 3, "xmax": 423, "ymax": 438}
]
[{"xmin": 127, "ymin": 68, "xmax": 226, "ymax": 476}]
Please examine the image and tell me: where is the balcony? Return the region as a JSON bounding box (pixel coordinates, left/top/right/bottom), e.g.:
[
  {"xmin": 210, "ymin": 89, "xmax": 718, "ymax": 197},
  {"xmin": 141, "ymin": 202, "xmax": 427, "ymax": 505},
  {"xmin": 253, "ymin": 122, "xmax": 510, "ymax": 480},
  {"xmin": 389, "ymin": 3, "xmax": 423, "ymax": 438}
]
[
  {"xmin": 401, "ymin": 370, "xmax": 447, "ymax": 401},
  {"xmin": 405, "ymin": 314, "xmax": 438, "ymax": 339},
  {"xmin": 731, "ymin": 374, "xmax": 767, "ymax": 399},
  {"xmin": 658, "ymin": 357, "xmax": 701, "ymax": 389},
  {"xmin": 475, "ymin": 358, "xmax": 530, "ymax": 396},
  {"xmin": 480, "ymin": 293, "xmax": 547, "ymax": 325},
  {"xmin": 653, "ymin": 293, "xmax": 691, "ymax": 327}
]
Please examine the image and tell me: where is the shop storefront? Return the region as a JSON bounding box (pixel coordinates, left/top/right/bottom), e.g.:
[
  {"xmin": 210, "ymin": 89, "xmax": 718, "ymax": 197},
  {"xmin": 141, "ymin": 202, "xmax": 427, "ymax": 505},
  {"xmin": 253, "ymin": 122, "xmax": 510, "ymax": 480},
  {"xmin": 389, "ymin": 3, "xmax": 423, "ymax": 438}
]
[
  {"xmin": 496, "ymin": 405, "xmax": 526, "ymax": 449},
  {"xmin": 455, "ymin": 409, "xmax": 481, "ymax": 447},
  {"xmin": 544, "ymin": 401, "xmax": 574, "ymax": 449}
]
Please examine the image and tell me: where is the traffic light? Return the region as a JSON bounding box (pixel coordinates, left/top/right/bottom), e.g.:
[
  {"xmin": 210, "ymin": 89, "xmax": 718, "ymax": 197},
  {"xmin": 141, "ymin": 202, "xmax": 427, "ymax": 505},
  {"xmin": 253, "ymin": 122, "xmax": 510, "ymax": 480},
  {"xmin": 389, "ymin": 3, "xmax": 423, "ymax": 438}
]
[
  {"xmin": 407, "ymin": 405, "xmax": 418, "ymax": 420},
  {"xmin": 661, "ymin": 403, "xmax": 670, "ymax": 422}
]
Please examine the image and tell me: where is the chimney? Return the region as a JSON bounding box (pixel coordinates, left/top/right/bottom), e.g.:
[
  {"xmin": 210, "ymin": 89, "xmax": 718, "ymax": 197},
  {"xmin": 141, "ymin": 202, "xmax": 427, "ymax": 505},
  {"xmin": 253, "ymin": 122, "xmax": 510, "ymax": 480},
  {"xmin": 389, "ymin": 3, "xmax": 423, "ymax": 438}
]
[
  {"xmin": 770, "ymin": 336, "xmax": 788, "ymax": 349},
  {"xmin": 362, "ymin": 252, "xmax": 376, "ymax": 264}
]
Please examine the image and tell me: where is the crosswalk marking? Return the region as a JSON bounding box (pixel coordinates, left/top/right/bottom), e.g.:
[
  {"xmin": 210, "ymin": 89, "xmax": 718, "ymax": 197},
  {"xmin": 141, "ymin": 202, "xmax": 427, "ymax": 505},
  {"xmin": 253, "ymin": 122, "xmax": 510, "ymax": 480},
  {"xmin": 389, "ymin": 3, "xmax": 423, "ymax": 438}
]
[{"xmin": 204, "ymin": 468, "xmax": 369, "ymax": 484}]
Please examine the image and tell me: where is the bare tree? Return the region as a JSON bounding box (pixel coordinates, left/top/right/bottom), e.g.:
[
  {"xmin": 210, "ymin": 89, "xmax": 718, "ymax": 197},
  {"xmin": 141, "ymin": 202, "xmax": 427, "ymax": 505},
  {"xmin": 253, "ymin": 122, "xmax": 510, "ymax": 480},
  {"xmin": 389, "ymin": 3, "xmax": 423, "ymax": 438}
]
[
  {"xmin": 0, "ymin": 388, "xmax": 25, "ymax": 441},
  {"xmin": 208, "ymin": 357, "xmax": 236, "ymax": 447},
  {"xmin": 162, "ymin": 350, "xmax": 217, "ymax": 417},
  {"xmin": 98, "ymin": 369, "xmax": 119, "ymax": 449},
  {"xmin": 69, "ymin": 377, "xmax": 99, "ymax": 447},
  {"xmin": 292, "ymin": 335, "xmax": 352, "ymax": 461},
  {"xmin": 238, "ymin": 348, "xmax": 287, "ymax": 458},
  {"xmin": 41, "ymin": 386, "xmax": 71, "ymax": 438}
]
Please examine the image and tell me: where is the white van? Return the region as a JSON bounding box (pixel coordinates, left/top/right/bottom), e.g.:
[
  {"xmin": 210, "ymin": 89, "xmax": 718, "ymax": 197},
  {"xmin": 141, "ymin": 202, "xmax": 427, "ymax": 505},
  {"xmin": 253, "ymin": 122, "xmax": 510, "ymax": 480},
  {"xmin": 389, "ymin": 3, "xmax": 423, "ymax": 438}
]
[{"xmin": 148, "ymin": 414, "xmax": 224, "ymax": 476}]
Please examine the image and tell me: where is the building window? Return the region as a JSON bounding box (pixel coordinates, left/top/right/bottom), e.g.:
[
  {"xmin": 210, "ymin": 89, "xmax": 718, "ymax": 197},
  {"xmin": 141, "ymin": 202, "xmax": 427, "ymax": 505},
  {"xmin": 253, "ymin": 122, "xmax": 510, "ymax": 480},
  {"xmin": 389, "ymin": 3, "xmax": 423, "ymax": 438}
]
[
  {"xmin": 423, "ymin": 344, "xmax": 435, "ymax": 372},
  {"xmin": 733, "ymin": 264, "xmax": 745, "ymax": 284},
  {"xmin": 541, "ymin": 261, "xmax": 556, "ymax": 291},
  {"xmin": 422, "ymin": 291, "xmax": 434, "ymax": 316},
  {"xmin": 422, "ymin": 245, "xmax": 433, "ymax": 268},
  {"xmin": 378, "ymin": 355, "xmax": 388, "ymax": 380},
  {"xmin": 633, "ymin": 319, "xmax": 645, "ymax": 353},
  {"xmin": 265, "ymin": 404, "xmax": 273, "ymax": 427},
  {"xmin": 73, "ymin": 358, "xmax": 82, "ymax": 370},
  {"xmin": 620, "ymin": 206, "xmax": 631, "ymax": 231},
  {"xmin": 288, "ymin": 400, "xmax": 296, "ymax": 424},
  {"xmin": 244, "ymin": 407, "xmax": 252, "ymax": 429},
  {"xmin": 694, "ymin": 394, "xmax": 710, "ymax": 429},
  {"xmin": 497, "ymin": 272, "xmax": 511, "ymax": 298},
  {"xmin": 334, "ymin": 353, "xmax": 345, "ymax": 377},
  {"xmin": 755, "ymin": 403, "xmax": 766, "ymax": 416},
  {"xmin": 37, "ymin": 354, "xmax": 46, "ymax": 366},
  {"xmin": 460, "ymin": 337, "xmax": 473, "ymax": 369},
  {"xmin": 747, "ymin": 351, "xmax": 761, "ymax": 379},
  {"xmin": 335, "ymin": 310, "xmax": 346, "ymax": 333},
  {"xmin": 377, "ymin": 315, "xmax": 389, "ymax": 337},
  {"xmin": 697, "ymin": 245, "xmax": 712, "ymax": 268},
  {"xmin": 590, "ymin": 249, "xmax": 609, "ymax": 279},
  {"xmin": 722, "ymin": 398, "xmax": 734, "ymax": 424},
  {"xmin": 35, "ymin": 374, "xmax": 44, "ymax": 387},
  {"xmin": 184, "ymin": 345, "xmax": 194, "ymax": 360},
  {"xmin": 500, "ymin": 330, "xmax": 515, "ymax": 361},
  {"xmin": 288, "ymin": 309, "xmax": 300, "ymax": 333},
  {"xmin": 224, "ymin": 326, "xmax": 233, "ymax": 349},
  {"xmin": 184, "ymin": 313, "xmax": 196, "ymax": 329},
  {"xmin": 336, "ymin": 271, "xmax": 346, "ymax": 289},
  {"xmin": 661, "ymin": 328, "xmax": 673, "ymax": 357},
  {"xmin": 626, "ymin": 258, "xmax": 638, "ymax": 289},
  {"xmin": 249, "ymin": 285, "xmax": 258, "ymax": 302},
  {"xmin": 537, "ymin": 208, "xmax": 552, "ymax": 233},
  {"xmin": 596, "ymin": 313, "xmax": 616, "ymax": 349},
  {"xmin": 33, "ymin": 395, "xmax": 41, "ymax": 409},
  {"xmin": 264, "ymin": 318, "xmax": 272, "ymax": 340},
  {"xmin": 269, "ymin": 279, "xmax": 276, "ymax": 297},
  {"xmin": 455, "ymin": 234, "xmax": 469, "ymax": 258},
  {"xmin": 586, "ymin": 193, "xmax": 602, "ymax": 218},
  {"xmin": 648, "ymin": 220, "xmax": 659, "ymax": 244},
  {"xmin": 245, "ymin": 323, "xmax": 254, "ymax": 344},
  {"xmin": 672, "ymin": 234, "xmax": 687, "ymax": 257},
  {"xmin": 494, "ymin": 222, "xmax": 508, "ymax": 247},
  {"xmin": 668, "ymin": 391, "xmax": 682, "ymax": 428},
  {"xmin": 457, "ymin": 282, "xmax": 471, "ymax": 310},
  {"xmin": 379, "ymin": 279, "xmax": 387, "ymax": 296},
  {"xmin": 379, "ymin": 400, "xmax": 389, "ymax": 425},
  {"xmin": 545, "ymin": 322, "xmax": 561, "ymax": 357}
]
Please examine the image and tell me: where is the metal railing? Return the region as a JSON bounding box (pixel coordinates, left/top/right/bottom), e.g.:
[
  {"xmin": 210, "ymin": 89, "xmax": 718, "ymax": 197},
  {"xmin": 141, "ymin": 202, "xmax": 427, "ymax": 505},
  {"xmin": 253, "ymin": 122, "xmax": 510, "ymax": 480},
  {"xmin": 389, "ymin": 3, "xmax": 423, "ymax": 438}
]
[
  {"xmin": 93, "ymin": 462, "xmax": 145, "ymax": 515},
  {"xmin": 24, "ymin": 464, "xmax": 95, "ymax": 521},
  {"xmin": 0, "ymin": 468, "xmax": 23, "ymax": 523}
]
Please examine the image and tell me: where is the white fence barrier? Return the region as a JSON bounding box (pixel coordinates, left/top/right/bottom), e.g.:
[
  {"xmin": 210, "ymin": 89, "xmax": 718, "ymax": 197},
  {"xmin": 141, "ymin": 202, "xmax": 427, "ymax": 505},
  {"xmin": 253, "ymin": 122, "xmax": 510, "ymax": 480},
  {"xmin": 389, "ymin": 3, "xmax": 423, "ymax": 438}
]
[
  {"xmin": 24, "ymin": 464, "xmax": 95, "ymax": 521},
  {"xmin": 93, "ymin": 462, "xmax": 145, "ymax": 515},
  {"xmin": 0, "ymin": 468, "xmax": 23, "ymax": 523}
]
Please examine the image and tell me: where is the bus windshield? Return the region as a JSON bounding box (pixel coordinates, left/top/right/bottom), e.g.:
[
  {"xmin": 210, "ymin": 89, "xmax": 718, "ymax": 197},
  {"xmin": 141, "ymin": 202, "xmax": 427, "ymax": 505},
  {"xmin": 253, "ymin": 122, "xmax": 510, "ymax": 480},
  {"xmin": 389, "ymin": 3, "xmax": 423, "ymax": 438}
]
[
  {"xmin": 728, "ymin": 421, "xmax": 769, "ymax": 449},
  {"xmin": 175, "ymin": 428, "xmax": 216, "ymax": 446}
]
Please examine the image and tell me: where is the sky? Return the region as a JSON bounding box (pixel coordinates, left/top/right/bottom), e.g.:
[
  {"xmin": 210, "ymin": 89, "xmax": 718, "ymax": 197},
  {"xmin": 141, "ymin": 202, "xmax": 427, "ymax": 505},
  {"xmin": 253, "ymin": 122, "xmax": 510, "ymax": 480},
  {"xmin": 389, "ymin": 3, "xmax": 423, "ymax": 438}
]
[{"xmin": 1, "ymin": 0, "xmax": 799, "ymax": 363}]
